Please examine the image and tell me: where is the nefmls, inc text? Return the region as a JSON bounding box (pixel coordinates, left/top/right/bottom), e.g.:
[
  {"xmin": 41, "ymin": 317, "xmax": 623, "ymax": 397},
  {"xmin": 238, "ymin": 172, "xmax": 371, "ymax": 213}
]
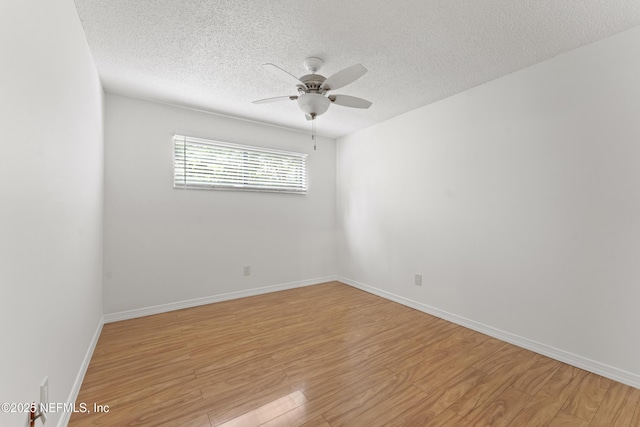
[{"xmin": 39, "ymin": 402, "xmax": 110, "ymax": 413}]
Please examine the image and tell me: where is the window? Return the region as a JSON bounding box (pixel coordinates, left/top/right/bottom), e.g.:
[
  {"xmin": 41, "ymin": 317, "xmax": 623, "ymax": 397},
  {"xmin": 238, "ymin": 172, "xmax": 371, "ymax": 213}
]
[{"xmin": 173, "ymin": 135, "xmax": 307, "ymax": 194}]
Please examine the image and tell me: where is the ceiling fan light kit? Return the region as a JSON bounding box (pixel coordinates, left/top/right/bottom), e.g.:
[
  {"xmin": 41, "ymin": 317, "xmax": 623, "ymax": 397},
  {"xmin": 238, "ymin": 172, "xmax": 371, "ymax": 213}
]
[{"xmin": 297, "ymin": 93, "xmax": 331, "ymax": 117}]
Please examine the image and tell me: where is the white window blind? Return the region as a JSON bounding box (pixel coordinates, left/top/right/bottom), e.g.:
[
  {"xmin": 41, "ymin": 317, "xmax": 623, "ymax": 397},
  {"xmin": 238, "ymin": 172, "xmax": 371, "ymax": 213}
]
[{"xmin": 174, "ymin": 135, "xmax": 307, "ymax": 194}]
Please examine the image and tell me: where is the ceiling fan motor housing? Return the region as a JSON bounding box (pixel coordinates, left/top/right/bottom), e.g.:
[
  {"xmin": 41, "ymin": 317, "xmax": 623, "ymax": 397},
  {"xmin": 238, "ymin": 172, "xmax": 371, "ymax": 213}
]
[{"xmin": 300, "ymin": 74, "xmax": 326, "ymax": 93}]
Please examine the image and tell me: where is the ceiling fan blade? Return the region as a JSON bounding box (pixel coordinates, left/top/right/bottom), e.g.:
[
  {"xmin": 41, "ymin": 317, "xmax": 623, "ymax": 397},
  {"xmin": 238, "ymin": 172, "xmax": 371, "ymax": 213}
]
[
  {"xmin": 263, "ymin": 63, "xmax": 305, "ymax": 87},
  {"xmin": 329, "ymin": 95, "xmax": 372, "ymax": 109},
  {"xmin": 252, "ymin": 95, "xmax": 298, "ymax": 104},
  {"xmin": 321, "ymin": 64, "xmax": 367, "ymax": 91}
]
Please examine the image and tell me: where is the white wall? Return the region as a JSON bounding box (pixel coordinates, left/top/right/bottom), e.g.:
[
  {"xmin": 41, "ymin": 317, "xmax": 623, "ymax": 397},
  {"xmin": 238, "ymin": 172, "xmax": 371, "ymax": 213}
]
[
  {"xmin": 337, "ymin": 26, "xmax": 640, "ymax": 382},
  {"xmin": 103, "ymin": 94, "xmax": 336, "ymax": 314},
  {"xmin": 0, "ymin": 1, "xmax": 104, "ymax": 426}
]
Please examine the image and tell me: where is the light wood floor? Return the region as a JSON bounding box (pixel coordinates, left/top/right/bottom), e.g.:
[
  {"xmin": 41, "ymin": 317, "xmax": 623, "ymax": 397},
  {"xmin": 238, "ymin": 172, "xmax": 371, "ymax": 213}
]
[{"xmin": 70, "ymin": 282, "xmax": 640, "ymax": 426}]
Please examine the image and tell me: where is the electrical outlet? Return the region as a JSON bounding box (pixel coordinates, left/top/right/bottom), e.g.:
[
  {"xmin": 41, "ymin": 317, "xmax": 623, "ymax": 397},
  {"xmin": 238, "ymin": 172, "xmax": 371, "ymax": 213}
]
[
  {"xmin": 415, "ymin": 274, "xmax": 422, "ymax": 286},
  {"xmin": 243, "ymin": 265, "xmax": 251, "ymax": 276}
]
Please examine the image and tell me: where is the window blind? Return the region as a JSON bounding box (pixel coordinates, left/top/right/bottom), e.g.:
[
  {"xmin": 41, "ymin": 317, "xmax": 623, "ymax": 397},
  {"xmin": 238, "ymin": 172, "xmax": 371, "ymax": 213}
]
[{"xmin": 174, "ymin": 135, "xmax": 307, "ymax": 194}]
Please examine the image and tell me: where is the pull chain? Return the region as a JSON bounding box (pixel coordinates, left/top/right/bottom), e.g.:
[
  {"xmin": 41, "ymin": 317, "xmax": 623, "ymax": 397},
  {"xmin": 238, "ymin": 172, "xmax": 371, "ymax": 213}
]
[{"xmin": 312, "ymin": 117, "xmax": 316, "ymax": 151}]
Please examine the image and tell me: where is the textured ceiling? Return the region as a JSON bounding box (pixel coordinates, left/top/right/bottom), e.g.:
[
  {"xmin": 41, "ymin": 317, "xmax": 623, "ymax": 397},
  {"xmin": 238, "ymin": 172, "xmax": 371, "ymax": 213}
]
[{"xmin": 74, "ymin": 0, "xmax": 640, "ymax": 138}]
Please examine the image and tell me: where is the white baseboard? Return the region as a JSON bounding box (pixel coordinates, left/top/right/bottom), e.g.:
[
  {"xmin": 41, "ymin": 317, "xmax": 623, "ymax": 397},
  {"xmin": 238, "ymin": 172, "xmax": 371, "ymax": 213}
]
[
  {"xmin": 58, "ymin": 317, "xmax": 104, "ymax": 427},
  {"xmin": 104, "ymin": 276, "xmax": 338, "ymax": 323},
  {"xmin": 338, "ymin": 276, "xmax": 640, "ymax": 390}
]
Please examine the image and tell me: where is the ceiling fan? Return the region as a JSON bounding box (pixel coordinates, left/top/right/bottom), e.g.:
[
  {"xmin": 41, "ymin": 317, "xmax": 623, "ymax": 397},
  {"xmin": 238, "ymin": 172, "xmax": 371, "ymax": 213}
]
[{"xmin": 252, "ymin": 57, "xmax": 372, "ymax": 120}]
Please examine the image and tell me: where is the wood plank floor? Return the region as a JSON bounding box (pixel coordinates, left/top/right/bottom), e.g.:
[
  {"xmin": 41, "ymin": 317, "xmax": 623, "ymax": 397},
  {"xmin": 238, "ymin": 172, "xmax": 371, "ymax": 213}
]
[{"xmin": 70, "ymin": 282, "xmax": 640, "ymax": 426}]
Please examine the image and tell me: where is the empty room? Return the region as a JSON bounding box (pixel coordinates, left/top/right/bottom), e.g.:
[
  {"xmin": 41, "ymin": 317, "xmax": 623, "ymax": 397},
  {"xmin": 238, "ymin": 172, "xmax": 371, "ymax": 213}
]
[{"xmin": 2, "ymin": 0, "xmax": 640, "ymax": 426}]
